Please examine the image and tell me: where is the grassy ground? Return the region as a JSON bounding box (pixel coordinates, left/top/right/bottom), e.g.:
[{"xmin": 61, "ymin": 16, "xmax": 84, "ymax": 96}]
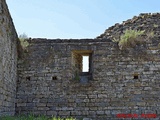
[{"xmin": 0, "ymin": 115, "xmax": 76, "ymax": 120}]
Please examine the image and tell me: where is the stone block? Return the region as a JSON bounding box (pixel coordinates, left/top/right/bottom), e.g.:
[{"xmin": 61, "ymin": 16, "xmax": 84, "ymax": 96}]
[
  {"xmin": 46, "ymin": 111, "xmax": 57, "ymax": 116},
  {"xmin": 96, "ymin": 111, "xmax": 104, "ymax": 115},
  {"xmin": 83, "ymin": 118, "xmax": 92, "ymax": 120},
  {"xmin": 71, "ymin": 111, "xmax": 81, "ymax": 115},
  {"xmin": 36, "ymin": 103, "xmax": 46, "ymax": 107},
  {"xmin": 17, "ymin": 103, "xmax": 26, "ymax": 107}
]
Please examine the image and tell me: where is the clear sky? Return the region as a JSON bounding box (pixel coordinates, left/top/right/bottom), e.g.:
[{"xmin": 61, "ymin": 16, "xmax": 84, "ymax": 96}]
[{"xmin": 6, "ymin": 0, "xmax": 160, "ymax": 39}]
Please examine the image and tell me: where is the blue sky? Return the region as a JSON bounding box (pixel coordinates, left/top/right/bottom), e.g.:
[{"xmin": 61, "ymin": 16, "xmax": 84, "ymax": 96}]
[{"xmin": 6, "ymin": 0, "xmax": 160, "ymax": 39}]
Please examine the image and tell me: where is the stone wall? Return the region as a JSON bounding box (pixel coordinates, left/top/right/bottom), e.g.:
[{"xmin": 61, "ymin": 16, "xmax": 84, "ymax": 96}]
[
  {"xmin": 0, "ymin": 0, "xmax": 18, "ymax": 116},
  {"xmin": 17, "ymin": 38, "xmax": 160, "ymax": 119},
  {"xmin": 97, "ymin": 13, "xmax": 160, "ymax": 40},
  {"xmin": 0, "ymin": 1, "xmax": 159, "ymax": 118}
]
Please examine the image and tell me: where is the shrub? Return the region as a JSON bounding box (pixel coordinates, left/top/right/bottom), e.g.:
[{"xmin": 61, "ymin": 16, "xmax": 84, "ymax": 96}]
[
  {"xmin": 17, "ymin": 33, "xmax": 30, "ymax": 59},
  {"xmin": 118, "ymin": 29, "xmax": 145, "ymax": 50},
  {"xmin": 19, "ymin": 33, "xmax": 29, "ymax": 49}
]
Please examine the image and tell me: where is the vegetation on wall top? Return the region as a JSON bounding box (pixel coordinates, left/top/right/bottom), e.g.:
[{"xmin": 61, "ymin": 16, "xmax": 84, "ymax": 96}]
[
  {"xmin": 97, "ymin": 13, "xmax": 160, "ymax": 41},
  {"xmin": 114, "ymin": 29, "xmax": 155, "ymax": 50},
  {"xmin": 17, "ymin": 33, "xmax": 30, "ymax": 59},
  {"xmin": 19, "ymin": 33, "xmax": 29, "ymax": 49}
]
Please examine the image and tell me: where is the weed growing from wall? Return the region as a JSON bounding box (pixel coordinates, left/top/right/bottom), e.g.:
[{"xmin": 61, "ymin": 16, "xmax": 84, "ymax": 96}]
[
  {"xmin": 113, "ymin": 29, "xmax": 157, "ymax": 60},
  {"xmin": 17, "ymin": 33, "xmax": 29, "ymax": 59},
  {"xmin": 118, "ymin": 29, "xmax": 145, "ymax": 50},
  {"xmin": 114, "ymin": 29, "xmax": 155, "ymax": 50},
  {"xmin": 19, "ymin": 33, "xmax": 29, "ymax": 49}
]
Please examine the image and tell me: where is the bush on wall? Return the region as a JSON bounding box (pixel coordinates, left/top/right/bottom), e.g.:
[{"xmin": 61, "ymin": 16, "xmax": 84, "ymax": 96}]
[
  {"xmin": 19, "ymin": 33, "xmax": 29, "ymax": 49},
  {"xmin": 115, "ymin": 29, "xmax": 154, "ymax": 50},
  {"xmin": 118, "ymin": 29, "xmax": 145, "ymax": 50},
  {"xmin": 17, "ymin": 33, "xmax": 30, "ymax": 59}
]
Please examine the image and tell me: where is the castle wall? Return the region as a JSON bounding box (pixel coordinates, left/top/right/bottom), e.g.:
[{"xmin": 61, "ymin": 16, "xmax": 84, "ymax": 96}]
[
  {"xmin": 0, "ymin": 0, "xmax": 18, "ymax": 116},
  {"xmin": 97, "ymin": 13, "xmax": 160, "ymax": 39},
  {"xmin": 17, "ymin": 39, "xmax": 160, "ymax": 119},
  {"xmin": 0, "ymin": 1, "xmax": 159, "ymax": 118}
]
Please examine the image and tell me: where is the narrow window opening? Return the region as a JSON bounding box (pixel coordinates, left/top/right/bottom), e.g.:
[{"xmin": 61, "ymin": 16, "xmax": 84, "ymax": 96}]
[
  {"xmin": 72, "ymin": 50, "xmax": 93, "ymax": 82},
  {"xmin": 82, "ymin": 56, "xmax": 89, "ymax": 72},
  {"xmin": 52, "ymin": 76, "xmax": 57, "ymax": 80},
  {"xmin": 134, "ymin": 75, "xmax": 138, "ymax": 79},
  {"xmin": 26, "ymin": 76, "xmax": 30, "ymax": 81}
]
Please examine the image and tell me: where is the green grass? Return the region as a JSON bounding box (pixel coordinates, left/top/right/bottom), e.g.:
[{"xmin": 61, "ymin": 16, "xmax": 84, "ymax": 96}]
[
  {"xmin": 0, "ymin": 115, "xmax": 76, "ymax": 120},
  {"xmin": 51, "ymin": 117, "xmax": 76, "ymax": 120}
]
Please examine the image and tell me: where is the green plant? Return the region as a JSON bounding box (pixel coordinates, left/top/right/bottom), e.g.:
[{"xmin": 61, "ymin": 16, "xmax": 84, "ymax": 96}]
[
  {"xmin": 36, "ymin": 115, "xmax": 48, "ymax": 120},
  {"xmin": 19, "ymin": 33, "xmax": 29, "ymax": 49},
  {"xmin": 0, "ymin": 115, "xmax": 76, "ymax": 120},
  {"xmin": 19, "ymin": 38, "xmax": 29, "ymax": 48},
  {"xmin": 18, "ymin": 33, "xmax": 30, "ymax": 60},
  {"xmin": 153, "ymin": 24, "xmax": 158, "ymax": 28},
  {"xmin": 27, "ymin": 114, "xmax": 35, "ymax": 120},
  {"xmin": 118, "ymin": 29, "xmax": 145, "ymax": 50},
  {"xmin": 51, "ymin": 117, "xmax": 76, "ymax": 120},
  {"xmin": 147, "ymin": 31, "xmax": 154, "ymax": 38},
  {"xmin": 75, "ymin": 71, "xmax": 80, "ymax": 81},
  {"xmin": 51, "ymin": 117, "xmax": 63, "ymax": 120},
  {"xmin": 65, "ymin": 118, "xmax": 76, "ymax": 120},
  {"xmin": 71, "ymin": 66, "xmax": 80, "ymax": 81},
  {"xmin": 0, "ymin": 116, "xmax": 15, "ymax": 120},
  {"xmin": 0, "ymin": 114, "xmax": 48, "ymax": 120}
]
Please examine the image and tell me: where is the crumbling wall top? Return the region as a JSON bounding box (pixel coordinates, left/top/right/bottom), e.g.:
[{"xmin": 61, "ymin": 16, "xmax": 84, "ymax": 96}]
[{"xmin": 97, "ymin": 13, "xmax": 160, "ymax": 40}]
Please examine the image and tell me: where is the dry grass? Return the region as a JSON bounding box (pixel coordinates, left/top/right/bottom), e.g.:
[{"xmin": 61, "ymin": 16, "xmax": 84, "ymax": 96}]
[
  {"xmin": 118, "ymin": 29, "xmax": 145, "ymax": 50},
  {"xmin": 114, "ymin": 29, "xmax": 155, "ymax": 50}
]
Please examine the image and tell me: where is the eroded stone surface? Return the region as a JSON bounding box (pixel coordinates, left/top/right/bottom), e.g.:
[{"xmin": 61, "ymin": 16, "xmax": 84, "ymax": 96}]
[
  {"xmin": 0, "ymin": 0, "xmax": 18, "ymax": 116},
  {"xmin": 0, "ymin": 0, "xmax": 160, "ymax": 119},
  {"xmin": 16, "ymin": 38, "xmax": 160, "ymax": 119}
]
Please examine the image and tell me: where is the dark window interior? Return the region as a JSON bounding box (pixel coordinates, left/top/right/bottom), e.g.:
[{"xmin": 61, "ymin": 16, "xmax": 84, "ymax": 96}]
[
  {"xmin": 52, "ymin": 76, "xmax": 57, "ymax": 80},
  {"xmin": 134, "ymin": 75, "xmax": 138, "ymax": 79},
  {"xmin": 26, "ymin": 76, "xmax": 30, "ymax": 81}
]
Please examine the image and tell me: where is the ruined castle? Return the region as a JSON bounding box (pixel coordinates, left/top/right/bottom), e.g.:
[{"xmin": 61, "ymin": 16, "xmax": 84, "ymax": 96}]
[{"xmin": 0, "ymin": 0, "xmax": 159, "ymax": 119}]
